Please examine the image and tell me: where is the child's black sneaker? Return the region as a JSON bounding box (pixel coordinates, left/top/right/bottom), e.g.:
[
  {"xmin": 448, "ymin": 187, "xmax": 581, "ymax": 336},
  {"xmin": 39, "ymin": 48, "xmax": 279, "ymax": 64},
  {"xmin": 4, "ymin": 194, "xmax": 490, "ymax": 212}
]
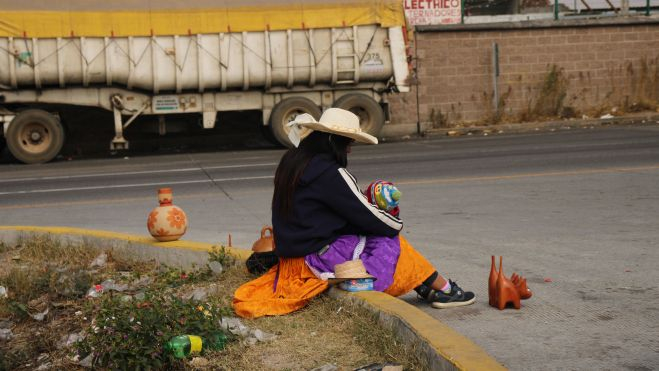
[{"xmin": 428, "ymin": 280, "xmax": 475, "ymax": 309}]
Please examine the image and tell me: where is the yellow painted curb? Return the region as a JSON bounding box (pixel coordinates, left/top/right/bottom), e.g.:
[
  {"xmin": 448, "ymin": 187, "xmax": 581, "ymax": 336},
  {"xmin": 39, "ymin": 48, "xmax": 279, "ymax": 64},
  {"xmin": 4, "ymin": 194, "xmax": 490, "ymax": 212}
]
[
  {"xmin": 353, "ymin": 291, "xmax": 506, "ymax": 371},
  {"xmin": 1, "ymin": 225, "xmax": 504, "ymax": 370},
  {"xmin": 0, "ymin": 225, "xmax": 252, "ymax": 261}
]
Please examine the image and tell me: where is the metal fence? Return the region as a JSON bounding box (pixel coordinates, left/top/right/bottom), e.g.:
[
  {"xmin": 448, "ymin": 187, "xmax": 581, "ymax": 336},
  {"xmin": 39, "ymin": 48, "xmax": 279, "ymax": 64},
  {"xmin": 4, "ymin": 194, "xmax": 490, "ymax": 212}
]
[{"xmin": 461, "ymin": 0, "xmax": 656, "ymax": 23}]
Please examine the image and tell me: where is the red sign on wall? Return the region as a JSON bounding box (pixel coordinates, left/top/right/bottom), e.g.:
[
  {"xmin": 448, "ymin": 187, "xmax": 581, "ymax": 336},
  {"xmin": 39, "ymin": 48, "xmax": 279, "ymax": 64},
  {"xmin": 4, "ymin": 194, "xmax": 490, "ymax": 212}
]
[{"xmin": 404, "ymin": 0, "xmax": 462, "ymax": 25}]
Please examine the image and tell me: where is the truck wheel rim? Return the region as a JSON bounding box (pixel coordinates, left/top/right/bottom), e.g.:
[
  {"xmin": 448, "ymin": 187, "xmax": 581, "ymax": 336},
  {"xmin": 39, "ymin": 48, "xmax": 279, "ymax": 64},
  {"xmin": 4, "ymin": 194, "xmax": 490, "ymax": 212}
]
[{"xmin": 18, "ymin": 122, "xmax": 52, "ymax": 155}]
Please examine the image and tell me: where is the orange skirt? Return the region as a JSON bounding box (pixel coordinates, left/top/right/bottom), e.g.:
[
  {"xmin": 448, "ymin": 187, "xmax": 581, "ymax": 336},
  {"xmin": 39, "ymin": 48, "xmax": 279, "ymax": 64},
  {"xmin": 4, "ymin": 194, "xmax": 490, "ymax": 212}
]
[{"xmin": 233, "ymin": 236, "xmax": 436, "ymax": 318}]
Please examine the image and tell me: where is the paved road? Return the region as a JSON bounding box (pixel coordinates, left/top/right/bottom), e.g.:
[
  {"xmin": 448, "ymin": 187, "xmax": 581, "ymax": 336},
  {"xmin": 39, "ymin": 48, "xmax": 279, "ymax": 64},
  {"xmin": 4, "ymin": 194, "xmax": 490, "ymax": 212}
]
[{"xmin": 1, "ymin": 125, "xmax": 658, "ymax": 370}]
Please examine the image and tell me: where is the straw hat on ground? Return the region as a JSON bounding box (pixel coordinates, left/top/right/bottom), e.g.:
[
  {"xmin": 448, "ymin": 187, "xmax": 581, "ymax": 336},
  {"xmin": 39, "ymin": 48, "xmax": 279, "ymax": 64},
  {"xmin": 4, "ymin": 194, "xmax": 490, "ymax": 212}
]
[
  {"xmin": 328, "ymin": 259, "xmax": 376, "ymax": 284},
  {"xmin": 287, "ymin": 108, "xmax": 378, "ymax": 147}
]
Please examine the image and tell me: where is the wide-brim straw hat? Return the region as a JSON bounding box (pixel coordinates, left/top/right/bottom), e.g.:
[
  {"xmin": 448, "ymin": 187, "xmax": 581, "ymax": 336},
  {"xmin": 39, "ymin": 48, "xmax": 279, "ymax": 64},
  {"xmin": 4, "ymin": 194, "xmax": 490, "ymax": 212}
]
[
  {"xmin": 328, "ymin": 259, "xmax": 376, "ymax": 284},
  {"xmin": 287, "ymin": 108, "xmax": 378, "ymax": 147}
]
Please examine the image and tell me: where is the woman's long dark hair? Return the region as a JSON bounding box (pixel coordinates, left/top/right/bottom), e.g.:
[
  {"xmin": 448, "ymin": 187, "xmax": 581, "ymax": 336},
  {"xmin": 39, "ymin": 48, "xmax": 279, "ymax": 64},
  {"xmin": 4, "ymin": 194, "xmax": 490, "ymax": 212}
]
[{"xmin": 272, "ymin": 131, "xmax": 352, "ymax": 218}]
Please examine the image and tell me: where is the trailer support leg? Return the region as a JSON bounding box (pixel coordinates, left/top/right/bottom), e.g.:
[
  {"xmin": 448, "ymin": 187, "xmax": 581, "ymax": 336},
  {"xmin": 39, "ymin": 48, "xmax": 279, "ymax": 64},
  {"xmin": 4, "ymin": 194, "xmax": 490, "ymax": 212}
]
[
  {"xmin": 111, "ymin": 100, "xmax": 148, "ymax": 150},
  {"xmin": 111, "ymin": 108, "xmax": 129, "ymax": 150}
]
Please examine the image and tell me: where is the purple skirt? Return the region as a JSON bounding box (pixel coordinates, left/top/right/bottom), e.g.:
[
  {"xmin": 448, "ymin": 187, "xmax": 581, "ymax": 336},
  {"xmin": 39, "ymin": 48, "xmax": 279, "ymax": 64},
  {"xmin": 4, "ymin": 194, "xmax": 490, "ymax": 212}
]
[{"xmin": 304, "ymin": 235, "xmax": 400, "ymax": 292}]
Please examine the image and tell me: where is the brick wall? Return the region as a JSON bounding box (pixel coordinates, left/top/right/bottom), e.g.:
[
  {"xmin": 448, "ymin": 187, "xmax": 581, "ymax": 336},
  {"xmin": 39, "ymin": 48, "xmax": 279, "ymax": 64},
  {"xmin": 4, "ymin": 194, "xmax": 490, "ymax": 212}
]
[{"xmin": 388, "ymin": 21, "xmax": 659, "ymax": 130}]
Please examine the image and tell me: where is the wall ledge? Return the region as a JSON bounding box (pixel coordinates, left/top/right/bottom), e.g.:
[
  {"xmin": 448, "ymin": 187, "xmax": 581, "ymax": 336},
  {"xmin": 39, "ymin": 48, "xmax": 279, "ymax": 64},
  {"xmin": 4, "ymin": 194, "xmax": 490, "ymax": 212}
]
[{"xmin": 416, "ymin": 15, "xmax": 659, "ymax": 32}]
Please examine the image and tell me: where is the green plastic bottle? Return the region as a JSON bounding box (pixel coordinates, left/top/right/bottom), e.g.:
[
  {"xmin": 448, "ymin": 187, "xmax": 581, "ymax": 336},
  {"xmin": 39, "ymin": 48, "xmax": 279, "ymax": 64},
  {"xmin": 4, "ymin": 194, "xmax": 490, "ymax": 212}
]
[{"xmin": 165, "ymin": 333, "xmax": 227, "ymax": 359}]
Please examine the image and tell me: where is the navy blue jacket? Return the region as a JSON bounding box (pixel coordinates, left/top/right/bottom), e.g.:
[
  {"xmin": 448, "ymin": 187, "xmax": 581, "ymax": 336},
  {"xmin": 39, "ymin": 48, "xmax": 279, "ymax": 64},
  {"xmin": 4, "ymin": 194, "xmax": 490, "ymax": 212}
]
[{"xmin": 272, "ymin": 153, "xmax": 403, "ymax": 258}]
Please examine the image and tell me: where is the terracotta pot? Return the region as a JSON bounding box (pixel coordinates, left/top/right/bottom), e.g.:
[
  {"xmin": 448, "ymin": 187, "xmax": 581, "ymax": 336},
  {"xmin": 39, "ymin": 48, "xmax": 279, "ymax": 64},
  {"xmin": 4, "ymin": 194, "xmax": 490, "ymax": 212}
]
[
  {"xmin": 147, "ymin": 188, "xmax": 188, "ymax": 242},
  {"xmin": 252, "ymin": 226, "xmax": 275, "ymax": 253}
]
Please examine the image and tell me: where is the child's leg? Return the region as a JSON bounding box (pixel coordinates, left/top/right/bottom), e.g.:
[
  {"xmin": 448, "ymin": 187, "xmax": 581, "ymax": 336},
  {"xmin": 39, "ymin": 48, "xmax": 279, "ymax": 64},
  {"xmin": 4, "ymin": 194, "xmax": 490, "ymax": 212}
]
[{"xmin": 415, "ymin": 271, "xmax": 475, "ymax": 309}]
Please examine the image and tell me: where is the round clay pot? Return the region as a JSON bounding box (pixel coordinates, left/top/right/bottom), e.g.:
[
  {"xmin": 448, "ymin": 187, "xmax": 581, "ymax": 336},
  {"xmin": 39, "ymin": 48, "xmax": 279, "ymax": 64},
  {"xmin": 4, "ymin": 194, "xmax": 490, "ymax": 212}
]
[{"xmin": 147, "ymin": 188, "xmax": 188, "ymax": 242}]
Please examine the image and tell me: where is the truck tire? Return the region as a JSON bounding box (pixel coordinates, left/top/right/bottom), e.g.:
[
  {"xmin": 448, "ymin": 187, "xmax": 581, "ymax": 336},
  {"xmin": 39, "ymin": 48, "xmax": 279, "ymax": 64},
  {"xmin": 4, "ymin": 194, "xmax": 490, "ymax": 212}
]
[
  {"xmin": 333, "ymin": 94, "xmax": 385, "ymax": 137},
  {"xmin": 269, "ymin": 97, "xmax": 322, "ymax": 148},
  {"xmin": 6, "ymin": 109, "xmax": 65, "ymax": 164}
]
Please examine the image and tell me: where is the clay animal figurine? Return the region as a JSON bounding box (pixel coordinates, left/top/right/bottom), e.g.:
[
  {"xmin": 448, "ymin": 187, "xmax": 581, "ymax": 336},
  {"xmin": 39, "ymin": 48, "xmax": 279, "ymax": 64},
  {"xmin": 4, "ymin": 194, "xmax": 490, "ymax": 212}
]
[
  {"xmin": 511, "ymin": 273, "xmax": 533, "ymax": 300},
  {"xmin": 365, "ymin": 180, "xmax": 402, "ymax": 217},
  {"xmin": 489, "ymin": 256, "xmax": 521, "ymax": 310}
]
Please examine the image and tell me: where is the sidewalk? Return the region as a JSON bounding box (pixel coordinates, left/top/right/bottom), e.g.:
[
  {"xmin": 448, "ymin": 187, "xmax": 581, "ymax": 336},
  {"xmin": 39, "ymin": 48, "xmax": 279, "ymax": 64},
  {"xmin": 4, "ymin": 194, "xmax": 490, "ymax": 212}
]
[{"xmin": 422, "ymin": 112, "xmax": 659, "ymax": 138}]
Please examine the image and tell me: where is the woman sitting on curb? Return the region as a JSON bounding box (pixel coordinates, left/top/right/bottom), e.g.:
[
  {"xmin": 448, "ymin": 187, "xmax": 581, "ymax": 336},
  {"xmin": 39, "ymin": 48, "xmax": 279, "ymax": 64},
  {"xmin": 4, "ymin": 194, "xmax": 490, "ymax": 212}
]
[{"xmin": 233, "ymin": 108, "xmax": 474, "ymax": 318}]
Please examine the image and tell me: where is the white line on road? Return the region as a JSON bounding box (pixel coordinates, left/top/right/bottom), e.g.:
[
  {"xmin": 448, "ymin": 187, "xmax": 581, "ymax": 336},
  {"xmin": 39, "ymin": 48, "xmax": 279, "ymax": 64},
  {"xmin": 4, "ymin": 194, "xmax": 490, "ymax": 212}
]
[
  {"xmin": 0, "ymin": 162, "xmax": 278, "ymax": 183},
  {"xmin": 0, "ymin": 175, "xmax": 274, "ymax": 196}
]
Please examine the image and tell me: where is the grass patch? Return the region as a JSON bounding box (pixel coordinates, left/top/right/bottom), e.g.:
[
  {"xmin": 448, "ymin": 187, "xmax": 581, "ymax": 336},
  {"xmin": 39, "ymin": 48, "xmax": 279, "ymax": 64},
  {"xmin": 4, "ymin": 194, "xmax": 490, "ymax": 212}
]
[{"xmin": 0, "ymin": 235, "xmax": 426, "ymax": 370}]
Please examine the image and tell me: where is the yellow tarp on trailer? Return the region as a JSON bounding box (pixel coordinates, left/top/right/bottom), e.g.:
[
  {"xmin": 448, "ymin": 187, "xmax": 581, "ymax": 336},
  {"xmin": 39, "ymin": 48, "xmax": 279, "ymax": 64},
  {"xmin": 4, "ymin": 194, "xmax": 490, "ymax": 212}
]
[{"xmin": 0, "ymin": 0, "xmax": 405, "ymax": 38}]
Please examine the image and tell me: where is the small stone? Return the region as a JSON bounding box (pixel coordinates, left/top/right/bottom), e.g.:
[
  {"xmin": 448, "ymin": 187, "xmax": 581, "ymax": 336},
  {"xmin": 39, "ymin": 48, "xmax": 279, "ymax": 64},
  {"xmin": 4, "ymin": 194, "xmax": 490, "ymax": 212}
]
[
  {"xmin": 31, "ymin": 308, "xmax": 49, "ymax": 322},
  {"xmin": 37, "ymin": 353, "xmax": 49, "ymax": 363},
  {"xmin": 89, "ymin": 253, "xmax": 107, "ymax": 268},
  {"xmin": 79, "ymin": 354, "xmax": 93, "ymax": 368},
  {"xmin": 245, "ymin": 337, "xmax": 258, "ymax": 346},
  {"xmin": 0, "ymin": 286, "xmax": 7, "ymax": 298},
  {"xmin": 447, "ymin": 130, "xmax": 459, "ymax": 136},
  {"xmin": 600, "ymin": 113, "xmax": 614, "ymax": 119},
  {"xmin": 36, "ymin": 362, "xmax": 52, "ymax": 370},
  {"xmin": 208, "ymin": 261, "xmax": 223, "ymax": 275},
  {"xmin": 0, "ymin": 328, "xmax": 13, "ymax": 341},
  {"xmin": 401, "ymin": 135, "xmax": 411, "ymax": 140},
  {"xmin": 251, "ymin": 329, "xmax": 276, "ymax": 342},
  {"xmin": 58, "ymin": 333, "xmax": 84, "ymax": 349}
]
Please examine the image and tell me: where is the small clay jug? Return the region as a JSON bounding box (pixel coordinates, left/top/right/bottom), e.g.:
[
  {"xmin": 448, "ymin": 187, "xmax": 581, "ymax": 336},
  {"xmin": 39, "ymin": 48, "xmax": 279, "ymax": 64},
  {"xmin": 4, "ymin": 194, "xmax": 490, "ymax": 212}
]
[
  {"xmin": 147, "ymin": 188, "xmax": 188, "ymax": 242},
  {"xmin": 488, "ymin": 255, "xmax": 498, "ymax": 306},
  {"xmin": 252, "ymin": 226, "xmax": 275, "ymax": 253}
]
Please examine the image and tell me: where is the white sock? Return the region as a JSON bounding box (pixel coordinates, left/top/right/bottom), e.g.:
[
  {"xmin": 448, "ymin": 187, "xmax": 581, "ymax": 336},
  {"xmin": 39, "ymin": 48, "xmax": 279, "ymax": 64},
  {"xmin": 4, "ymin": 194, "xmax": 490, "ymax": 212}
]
[{"xmin": 440, "ymin": 281, "xmax": 451, "ymax": 294}]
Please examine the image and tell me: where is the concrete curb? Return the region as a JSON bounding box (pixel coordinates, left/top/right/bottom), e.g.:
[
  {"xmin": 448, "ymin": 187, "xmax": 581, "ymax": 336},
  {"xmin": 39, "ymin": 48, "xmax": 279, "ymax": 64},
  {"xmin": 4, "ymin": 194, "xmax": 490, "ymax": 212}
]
[{"xmin": 0, "ymin": 226, "xmax": 505, "ymax": 371}]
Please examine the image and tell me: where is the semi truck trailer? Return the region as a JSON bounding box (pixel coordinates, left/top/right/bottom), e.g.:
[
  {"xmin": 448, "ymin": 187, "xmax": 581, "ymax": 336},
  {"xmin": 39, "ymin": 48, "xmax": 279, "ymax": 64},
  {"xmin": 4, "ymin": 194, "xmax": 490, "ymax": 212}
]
[{"xmin": 0, "ymin": 0, "xmax": 410, "ymax": 163}]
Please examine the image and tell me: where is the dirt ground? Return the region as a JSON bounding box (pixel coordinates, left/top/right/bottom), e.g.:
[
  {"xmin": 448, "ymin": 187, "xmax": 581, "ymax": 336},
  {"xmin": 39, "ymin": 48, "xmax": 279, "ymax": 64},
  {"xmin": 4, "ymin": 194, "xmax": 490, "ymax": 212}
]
[{"xmin": 0, "ymin": 235, "xmax": 426, "ymax": 370}]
